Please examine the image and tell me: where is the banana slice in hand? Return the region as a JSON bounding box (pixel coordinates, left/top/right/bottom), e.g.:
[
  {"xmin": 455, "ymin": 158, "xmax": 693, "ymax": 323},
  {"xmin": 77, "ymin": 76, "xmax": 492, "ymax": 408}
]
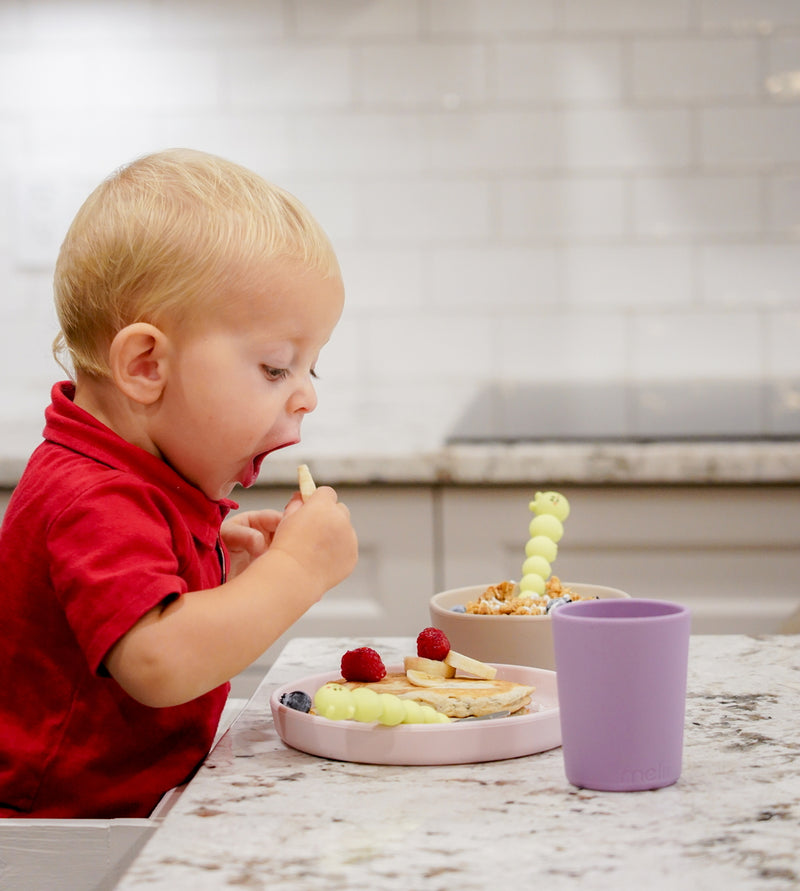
[
  {"xmin": 444, "ymin": 650, "xmax": 497, "ymax": 680},
  {"xmin": 297, "ymin": 464, "xmax": 316, "ymax": 502},
  {"xmin": 403, "ymin": 656, "xmax": 455, "ymax": 678}
]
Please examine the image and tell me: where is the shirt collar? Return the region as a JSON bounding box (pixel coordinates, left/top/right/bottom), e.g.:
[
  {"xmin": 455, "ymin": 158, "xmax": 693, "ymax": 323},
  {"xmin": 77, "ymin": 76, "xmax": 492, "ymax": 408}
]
[{"xmin": 43, "ymin": 381, "xmax": 238, "ymax": 546}]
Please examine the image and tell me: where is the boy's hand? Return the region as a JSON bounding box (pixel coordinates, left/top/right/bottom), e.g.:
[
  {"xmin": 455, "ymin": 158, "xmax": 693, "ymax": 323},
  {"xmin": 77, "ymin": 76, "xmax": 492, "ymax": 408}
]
[
  {"xmin": 269, "ymin": 485, "xmax": 358, "ymax": 595},
  {"xmin": 221, "ymin": 509, "xmax": 283, "ymax": 578}
]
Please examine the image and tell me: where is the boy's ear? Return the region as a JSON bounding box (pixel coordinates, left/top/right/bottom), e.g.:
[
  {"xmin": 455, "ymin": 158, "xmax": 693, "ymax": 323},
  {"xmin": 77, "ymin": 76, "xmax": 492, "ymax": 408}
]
[{"xmin": 108, "ymin": 323, "xmax": 170, "ymax": 405}]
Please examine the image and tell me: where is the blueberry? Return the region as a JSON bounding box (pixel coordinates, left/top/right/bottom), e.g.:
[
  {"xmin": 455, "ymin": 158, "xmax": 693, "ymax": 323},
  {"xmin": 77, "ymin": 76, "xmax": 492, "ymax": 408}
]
[
  {"xmin": 545, "ymin": 596, "xmax": 571, "ymax": 614},
  {"xmin": 451, "ymin": 604, "xmax": 467, "ymax": 613},
  {"xmin": 280, "ymin": 690, "xmax": 312, "ymax": 712}
]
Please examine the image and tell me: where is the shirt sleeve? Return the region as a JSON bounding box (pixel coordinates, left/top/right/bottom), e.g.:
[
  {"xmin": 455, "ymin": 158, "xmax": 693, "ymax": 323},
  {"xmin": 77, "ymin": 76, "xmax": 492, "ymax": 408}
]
[{"xmin": 46, "ymin": 475, "xmax": 192, "ymax": 673}]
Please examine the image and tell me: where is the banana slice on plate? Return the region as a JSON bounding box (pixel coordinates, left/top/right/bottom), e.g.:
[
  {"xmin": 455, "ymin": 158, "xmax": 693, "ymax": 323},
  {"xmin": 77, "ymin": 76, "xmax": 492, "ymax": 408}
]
[
  {"xmin": 403, "ymin": 656, "xmax": 455, "ymax": 678},
  {"xmin": 405, "ymin": 670, "xmax": 447, "ymax": 688},
  {"xmin": 444, "ymin": 650, "xmax": 497, "ymax": 680}
]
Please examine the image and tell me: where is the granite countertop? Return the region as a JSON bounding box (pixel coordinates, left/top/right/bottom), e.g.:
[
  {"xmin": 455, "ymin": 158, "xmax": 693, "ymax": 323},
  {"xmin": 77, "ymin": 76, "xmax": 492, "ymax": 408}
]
[
  {"xmin": 258, "ymin": 441, "xmax": 800, "ymax": 486},
  {"xmin": 117, "ymin": 634, "xmax": 800, "ymax": 890},
  {"xmin": 2, "ymin": 432, "xmax": 799, "ymax": 488}
]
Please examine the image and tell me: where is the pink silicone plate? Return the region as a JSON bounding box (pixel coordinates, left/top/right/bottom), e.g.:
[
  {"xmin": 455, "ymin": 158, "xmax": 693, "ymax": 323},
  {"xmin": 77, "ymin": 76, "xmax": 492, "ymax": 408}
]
[{"xmin": 269, "ymin": 663, "xmax": 561, "ymax": 765}]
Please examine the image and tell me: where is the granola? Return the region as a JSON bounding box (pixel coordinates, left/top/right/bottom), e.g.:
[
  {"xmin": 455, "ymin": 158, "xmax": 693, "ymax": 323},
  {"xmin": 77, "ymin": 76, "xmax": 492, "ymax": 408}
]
[{"xmin": 465, "ymin": 576, "xmax": 586, "ymax": 616}]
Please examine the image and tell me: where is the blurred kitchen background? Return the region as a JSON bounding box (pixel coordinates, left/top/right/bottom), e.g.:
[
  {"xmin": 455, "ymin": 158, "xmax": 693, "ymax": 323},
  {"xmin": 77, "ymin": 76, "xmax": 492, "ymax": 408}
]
[
  {"xmin": 1, "ymin": 0, "xmax": 799, "ymax": 454},
  {"xmin": 1, "ymin": 0, "xmax": 799, "ymax": 691}
]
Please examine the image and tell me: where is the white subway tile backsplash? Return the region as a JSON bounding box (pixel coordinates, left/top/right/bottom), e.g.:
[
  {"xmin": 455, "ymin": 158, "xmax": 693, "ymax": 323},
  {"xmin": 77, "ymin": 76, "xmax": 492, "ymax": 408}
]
[
  {"xmin": 148, "ymin": 113, "xmax": 292, "ymax": 177},
  {"xmin": 425, "ymin": 246, "xmax": 560, "ymax": 308},
  {"xmin": 11, "ymin": 174, "xmax": 91, "ymax": 268},
  {"xmin": 562, "ymin": 0, "xmax": 692, "ymax": 33},
  {"xmin": 358, "ymin": 379, "xmax": 477, "ymax": 451},
  {"xmin": 701, "ymin": 245, "xmax": 800, "ymax": 306},
  {"xmin": 293, "ymin": 385, "xmax": 364, "ymax": 455},
  {"xmin": 765, "ymin": 37, "xmax": 800, "ymax": 101},
  {"xmin": 764, "ymin": 311, "xmax": 800, "ymax": 376},
  {"xmin": 564, "ymin": 245, "xmax": 694, "ymax": 308},
  {"xmin": 336, "ymin": 248, "xmax": 426, "ymax": 310},
  {"xmin": 310, "ymin": 314, "xmax": 361, "ymax": 383},
  {"xmin": 295, "ymin": 0, "xmax": 418, "ymax": 38},
  {"xmin": 428, "ymin": 0, "xmax": 557, "ymax": 35},
  {"xmin": 0, "ymin": 259, "xmax": 17, "ymax": 318},
  {"xmin": 290, "ymin": 112, "xmax": 425, "ymax": 174},
  {"xmin": 426, "ymin": 110, "xmax": 559, "ymax": 172},
  {"xmin": 630, "ymin": 311, "xmax": 762, "ymax": 380},
  {"xmin": 356, "ymin": 43, "xmax": 487, "ymax": 107},
  {"xmin": 765, "ymin": 176, "xmax": 800, "ymax": 233},
  {"xmin": 767, "ymin": 36, "xmax": 800, "ymax": 76},
  {"xmin": 27, "ymin": 116, "xmax": 159, "ymax": 175},
  {"xmin": 227, "ymin": 46, "xmax": 352, "ymax": 109},
  {"xmin": 699, "ymin": 0, "xmax": 800, "ymax": 32},
  {"xmin": 0, "ymin": 119, "xmax": 25, "ymax": 170},
  {"xmin": 0, "ymin": 50, "xmax": 93, "ymax": 111},
  {"xmin": 632, "ymin": 38, "xmax": 759, "ymax": 101},
  {"xmin": 493, "ymin": 40, "xmax": 624, "ymax": 104},
  {"xmin": 562, "ymin": 108, "xmax": 692, "ymax": 170},
  {"xmin": 701, "ymin": 107, "xmax": 800, "ymax": 166},
  {"xmin": 0, "ymin": 185, "xmax": 9, "ymax": 253},
  {"xmin": 279, "ymin": 179, "xmax": 358, "ymax": 243},
  {"xmin": 499, "ymin": 177, "xmax": 627, "ymax": 239},
  {"xmin": 632, "ymin": 175, "xmax": 761, "ymax": 237},
  {"xmin": 90, "ymin": 49, "xmax": 222, "ymax": 111},
  {"xmin": 362, "ymin": 312, "xmax": 493, "ymax": 382},
  {"xmin": 0, "ymin": 315, "xmax": 57, "ymax": 396},
  {"xmin": 0, "ymin": 1, "xmax": 25, "ymax": 45},
  {"xmin": 26, "ymin": 0, "xmax": 155, "ymax": 43},
  {"xmin": 154, "ymin": 0, "xmax": 286, "ymax": 42},
  {"xmin": 496, "ymin": 310, "xmax": 629, "ymax": 381},
  {"xmin": 353, "ymin": 179, "xmax": 491, "ymax": 243},
  {"xmin": 1, "ymin": 0, "xmax": 798, "ymax": 454}
]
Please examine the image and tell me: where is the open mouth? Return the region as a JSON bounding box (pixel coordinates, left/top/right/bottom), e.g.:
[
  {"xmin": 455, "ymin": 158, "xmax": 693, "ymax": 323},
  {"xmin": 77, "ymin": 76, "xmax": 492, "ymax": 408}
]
[{"xmin": 241, "ymin": 440, "xmax": 298, "ymax": 488}]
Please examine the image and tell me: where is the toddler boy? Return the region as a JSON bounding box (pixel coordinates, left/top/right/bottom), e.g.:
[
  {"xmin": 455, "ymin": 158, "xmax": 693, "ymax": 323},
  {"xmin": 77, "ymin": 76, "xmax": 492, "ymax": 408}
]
[{"xmin": 0, "ymin": 149, "xmax": 358, "ymax": 817}]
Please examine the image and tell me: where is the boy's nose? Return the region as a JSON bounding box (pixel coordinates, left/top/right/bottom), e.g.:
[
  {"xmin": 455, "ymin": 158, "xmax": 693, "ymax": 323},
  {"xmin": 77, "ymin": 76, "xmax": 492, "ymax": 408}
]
[{"xmin": 289, "ymin": 375, "xmax": 318, "ymax": 414}]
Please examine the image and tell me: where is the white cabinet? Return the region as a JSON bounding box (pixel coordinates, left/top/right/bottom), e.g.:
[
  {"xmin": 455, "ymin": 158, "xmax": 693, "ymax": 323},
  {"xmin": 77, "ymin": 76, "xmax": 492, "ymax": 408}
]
[
  {"xmin": 440, "ymin": 485, "xmax": 800, "ymax": 634},
  {"xmin": 2, "ymin": 482, "xmax": 797, "ymax": 695}
]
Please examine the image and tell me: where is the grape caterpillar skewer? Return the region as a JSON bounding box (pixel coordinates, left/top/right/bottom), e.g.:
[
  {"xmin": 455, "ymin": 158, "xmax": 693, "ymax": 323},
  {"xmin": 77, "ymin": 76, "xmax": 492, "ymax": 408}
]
[
  {"xmin": 518, "ymin": 491, "xmax": 570, "ymax": 596},
  {"xmin": 313, "ymin": 683, "xmax": 450, "ymax": 725}
]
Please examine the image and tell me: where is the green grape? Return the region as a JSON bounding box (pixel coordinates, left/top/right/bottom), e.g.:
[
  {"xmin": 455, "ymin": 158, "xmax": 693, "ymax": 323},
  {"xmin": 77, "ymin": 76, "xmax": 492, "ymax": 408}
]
[
  {"xmin": 401, "ymin": 700, "xmax": 426, "ymax": 723},
  {"xmin": 313, "ymin": 683, "xmax": 356, "ymax": 720},
  {"xmin": 351, "ymin": 687, "xmax": 383, "ymax": 722},
  {"xmin": 519, "ymin": 491, "xmax": 570, "ymax": 596},
  {"xmin": 522, "ymin": 554, "xmax": 551, "ymax": 579},
  {"xmin": 519, "ymin": 573, "xmax": 546, "ymax": 595},
  {"xmin": 529, "ymin": 491, "xmax": 570, "ymax": 521},
  {"xmin": 376, "ymin": 693, "xmax": 407, "ymax": 726},
  {"xmin": 525, "ymin": 535, "xmax": 558, "ymax": 562},
  {"xmin": 420, "ymin": 704, "xmax": 450, "ymax": 723},
  {"xmin": 313, "ymin": 682, "xmax": 451, "ymax": 725},
  {"xmin": 528, "ymin": 513, "xmax": 564, "ymax": 543}
]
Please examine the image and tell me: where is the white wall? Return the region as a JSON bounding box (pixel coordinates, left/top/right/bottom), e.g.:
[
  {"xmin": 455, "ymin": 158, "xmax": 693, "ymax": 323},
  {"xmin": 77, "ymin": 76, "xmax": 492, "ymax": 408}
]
[{"xmin": 1, "ymin": 0, "xmax": 799, "ymax": 458}]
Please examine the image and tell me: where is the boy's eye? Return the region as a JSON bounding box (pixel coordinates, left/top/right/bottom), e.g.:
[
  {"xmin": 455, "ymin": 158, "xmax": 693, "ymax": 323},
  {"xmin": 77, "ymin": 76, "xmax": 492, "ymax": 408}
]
[{"xmin": 261, "ymin": 365, "xmax": 288, "ymax": 381}]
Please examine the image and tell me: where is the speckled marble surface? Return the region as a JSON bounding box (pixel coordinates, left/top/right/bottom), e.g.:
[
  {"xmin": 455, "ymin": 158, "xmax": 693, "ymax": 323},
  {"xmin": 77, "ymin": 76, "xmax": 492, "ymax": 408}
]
[
  {"xmin": 116, "ymin": 634, "xmax": 800, "ymax": 891},
  {"xmin": 3, "ymin": 441, "xmax": 800, "ymax": 488}
]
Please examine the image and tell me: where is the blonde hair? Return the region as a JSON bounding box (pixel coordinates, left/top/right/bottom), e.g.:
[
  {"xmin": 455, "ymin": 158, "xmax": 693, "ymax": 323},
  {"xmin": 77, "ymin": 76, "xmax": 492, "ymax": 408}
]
[{"xmin": 53, "ymin": 148, "xmax": 339, "ymax": 378}]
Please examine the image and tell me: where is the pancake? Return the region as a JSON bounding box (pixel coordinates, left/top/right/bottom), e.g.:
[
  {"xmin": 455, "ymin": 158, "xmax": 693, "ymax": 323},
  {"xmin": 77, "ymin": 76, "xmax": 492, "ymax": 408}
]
[{"xmin": 336, "ymin": 673, "xmax": 535, "ymax": 719}]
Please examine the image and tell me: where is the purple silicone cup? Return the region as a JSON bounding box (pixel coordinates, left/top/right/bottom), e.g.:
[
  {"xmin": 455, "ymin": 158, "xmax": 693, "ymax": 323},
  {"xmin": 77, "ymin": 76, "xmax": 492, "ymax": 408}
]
[{"xmin": 551, "ymin": 598, "xmax": 691, "ymax": 792}]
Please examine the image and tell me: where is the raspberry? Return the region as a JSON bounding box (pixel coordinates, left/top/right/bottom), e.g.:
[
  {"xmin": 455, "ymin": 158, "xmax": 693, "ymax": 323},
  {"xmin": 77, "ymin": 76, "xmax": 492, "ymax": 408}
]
[
  {"xmin": 416, "ymin": 627, "xmax": 450, "ymax": 661},
  {"xmin": 340, "ymin": 647, "xmax": 386, "ymax": 683}
]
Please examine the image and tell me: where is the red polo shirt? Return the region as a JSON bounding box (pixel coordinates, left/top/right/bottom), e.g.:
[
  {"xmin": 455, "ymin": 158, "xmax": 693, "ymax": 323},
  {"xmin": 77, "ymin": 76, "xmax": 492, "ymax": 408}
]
[{"xmin": 0, "ymin": 382, "xmax": 233, "ymax": 818}]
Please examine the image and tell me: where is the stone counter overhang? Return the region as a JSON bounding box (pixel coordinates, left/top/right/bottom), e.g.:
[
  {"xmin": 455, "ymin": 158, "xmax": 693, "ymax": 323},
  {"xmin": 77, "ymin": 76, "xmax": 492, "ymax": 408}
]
[{"xmin": 3, "ymin": 441, "xmax": 799, "ymax": 489}]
